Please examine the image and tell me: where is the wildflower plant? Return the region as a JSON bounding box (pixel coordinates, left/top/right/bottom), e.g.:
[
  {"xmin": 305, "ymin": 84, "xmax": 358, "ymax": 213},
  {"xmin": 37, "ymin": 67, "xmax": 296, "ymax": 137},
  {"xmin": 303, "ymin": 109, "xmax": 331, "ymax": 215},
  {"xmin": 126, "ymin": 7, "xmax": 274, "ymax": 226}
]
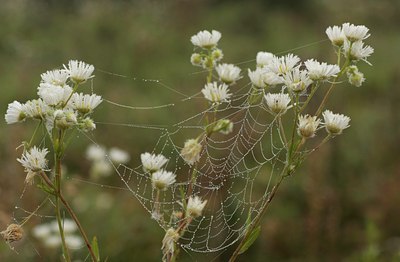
[
  {"xmin": 113, "ymin": 24, "xmax": 373, "ymax": 262},
  {"xmin": 4, "ymin": 60, "xmax": 101, "ymax": 261}
]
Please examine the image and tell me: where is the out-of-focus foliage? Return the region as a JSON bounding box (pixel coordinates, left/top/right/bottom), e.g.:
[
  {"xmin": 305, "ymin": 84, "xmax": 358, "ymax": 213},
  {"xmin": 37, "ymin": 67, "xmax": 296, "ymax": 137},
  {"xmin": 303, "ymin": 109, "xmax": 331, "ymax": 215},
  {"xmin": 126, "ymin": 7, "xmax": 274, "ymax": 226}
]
[{"xmin": 0, "ymin": 0, "xmax": 399, "ymax": 261}]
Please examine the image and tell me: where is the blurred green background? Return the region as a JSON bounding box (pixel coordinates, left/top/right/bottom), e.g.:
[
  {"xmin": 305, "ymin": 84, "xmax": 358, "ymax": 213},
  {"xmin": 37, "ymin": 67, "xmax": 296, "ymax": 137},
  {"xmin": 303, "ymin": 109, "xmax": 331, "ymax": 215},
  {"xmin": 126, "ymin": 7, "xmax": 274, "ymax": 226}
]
[{"xmin": 1, "ymin": 0, "xmax": 400, "ymax": 261}]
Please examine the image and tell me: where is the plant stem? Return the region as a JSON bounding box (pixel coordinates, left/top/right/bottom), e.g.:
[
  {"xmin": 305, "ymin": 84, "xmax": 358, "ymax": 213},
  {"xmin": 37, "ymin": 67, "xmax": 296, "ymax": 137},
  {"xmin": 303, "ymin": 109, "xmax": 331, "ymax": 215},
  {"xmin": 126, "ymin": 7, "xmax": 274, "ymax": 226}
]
[
  {"xmin": 229, "ymin": 171, "xmax": 287, "ymax": 262},
  {"xmin": 39, "ymin": 172, "xmax": 97, "ymax": 261},
  {"xmin": 54, "ymin": 155, "xmax": 71, "ymax": 262}
]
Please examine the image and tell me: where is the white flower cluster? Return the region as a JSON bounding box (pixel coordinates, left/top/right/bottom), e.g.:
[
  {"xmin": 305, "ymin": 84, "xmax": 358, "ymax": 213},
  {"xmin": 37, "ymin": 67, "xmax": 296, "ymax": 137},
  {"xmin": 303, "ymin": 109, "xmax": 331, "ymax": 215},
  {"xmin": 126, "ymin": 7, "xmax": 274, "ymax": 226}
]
[
  {"xmin": 140, "ymin": 152, "xmax": 176, "ymax": 191},
  {"xmin": 5, "ymin": 60, "xmax": 100, "ymax": 133},
  {"xmin": 326, "ymin": 23, "xmax": 374, "ymax": 66},
  {"xmin": 86, "ymin": 144, "xmax": 130, "ymax": 178},
  {"xmin": 31, "ymin": 219, "xmax": 83, "ymax": 249}
]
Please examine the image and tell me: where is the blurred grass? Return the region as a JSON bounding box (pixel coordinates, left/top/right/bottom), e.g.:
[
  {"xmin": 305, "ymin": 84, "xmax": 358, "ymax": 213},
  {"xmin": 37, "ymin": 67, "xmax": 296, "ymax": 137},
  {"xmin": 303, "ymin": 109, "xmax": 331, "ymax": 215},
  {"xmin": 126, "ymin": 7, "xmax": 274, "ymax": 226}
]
[{"xmin": 1, "ymin": 0, "xmax": 400, "ymax": 261}]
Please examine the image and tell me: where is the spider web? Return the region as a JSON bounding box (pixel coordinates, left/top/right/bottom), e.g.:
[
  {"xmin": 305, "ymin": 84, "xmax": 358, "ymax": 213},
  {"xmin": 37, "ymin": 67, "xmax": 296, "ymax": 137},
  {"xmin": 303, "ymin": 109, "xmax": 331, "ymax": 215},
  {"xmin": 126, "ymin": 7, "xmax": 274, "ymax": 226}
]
[{"xmin": 87, "ymin": 69, "xmax": 291, "ymax": 254}]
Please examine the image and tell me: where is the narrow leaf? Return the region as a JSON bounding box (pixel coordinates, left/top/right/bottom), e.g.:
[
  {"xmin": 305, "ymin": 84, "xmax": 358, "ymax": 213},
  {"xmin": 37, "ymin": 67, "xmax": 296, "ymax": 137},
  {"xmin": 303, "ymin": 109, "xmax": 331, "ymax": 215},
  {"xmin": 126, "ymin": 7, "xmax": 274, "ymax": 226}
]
[
  {"xmin": 92, "ymin": 236, "xmax": 100, "ymax": 262},
  {"xmin": 238, "ymin": 226, "xmax": 261, "ymax": 255}
]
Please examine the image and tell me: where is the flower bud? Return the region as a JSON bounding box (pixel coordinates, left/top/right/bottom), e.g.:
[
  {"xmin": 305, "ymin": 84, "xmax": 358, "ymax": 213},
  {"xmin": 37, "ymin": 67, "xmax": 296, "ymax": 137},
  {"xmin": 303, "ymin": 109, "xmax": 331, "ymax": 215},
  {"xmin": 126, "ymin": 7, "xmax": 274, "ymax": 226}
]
[{"xmin": 181, "ymin": 139, "xmax": 202, "ymax": 165}]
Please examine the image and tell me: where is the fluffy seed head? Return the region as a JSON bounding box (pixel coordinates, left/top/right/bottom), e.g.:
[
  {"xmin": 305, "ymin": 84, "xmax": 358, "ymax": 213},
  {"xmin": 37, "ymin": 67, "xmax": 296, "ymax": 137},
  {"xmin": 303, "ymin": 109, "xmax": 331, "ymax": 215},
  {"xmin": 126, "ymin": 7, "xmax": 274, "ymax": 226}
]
[{"xmin": 181, "ymin": 139, "xmax": 202, "ymax": 165}]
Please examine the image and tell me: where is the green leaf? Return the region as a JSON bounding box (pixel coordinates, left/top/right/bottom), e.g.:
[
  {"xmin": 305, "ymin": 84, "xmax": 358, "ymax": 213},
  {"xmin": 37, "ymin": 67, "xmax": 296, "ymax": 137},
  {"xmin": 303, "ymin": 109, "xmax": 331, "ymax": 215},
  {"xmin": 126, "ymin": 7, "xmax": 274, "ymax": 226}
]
[
  {"xmin": 91, "ymin": 236, "xmax": 100, "ymax": 262},
  {"xmin": 238, "ymin": 226, "xmax": 261, "ymax": 255}
]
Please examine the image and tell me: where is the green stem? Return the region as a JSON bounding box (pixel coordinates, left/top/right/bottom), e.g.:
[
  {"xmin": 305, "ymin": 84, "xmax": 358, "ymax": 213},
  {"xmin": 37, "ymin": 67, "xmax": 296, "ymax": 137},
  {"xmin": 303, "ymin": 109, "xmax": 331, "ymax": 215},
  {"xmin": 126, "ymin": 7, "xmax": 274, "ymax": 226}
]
[
  {"xmin": 55, "ymin": 155, "xmax": 71, "ymax": 262},
  {"xmin": 299, "ymin": 83, "xmax": 319, "ymax": 114},
  {"xmin": 229, "ymin": 169, "xmax": 287, "ymax": 262},
  {"xmin": 63, "ymin": 82, "xmax": 79, "ymax": 108},
  {"xmin": 39, "ymin": 172, "xmax": 97, "ymax": 262},
  {"xmin": 277, "ymin": 116, "xmax": 288, "ymax": 147},
  {"xmin": 27, "ymin": 121, "xmax": 42, "ymax": 148}
]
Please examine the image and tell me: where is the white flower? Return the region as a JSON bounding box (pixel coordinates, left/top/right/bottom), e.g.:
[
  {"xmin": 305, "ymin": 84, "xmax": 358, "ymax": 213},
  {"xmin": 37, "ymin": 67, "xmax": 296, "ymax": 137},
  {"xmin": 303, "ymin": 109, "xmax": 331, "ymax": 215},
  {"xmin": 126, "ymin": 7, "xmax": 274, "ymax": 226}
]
[
  {"xmin": 24, "ymin": 99, "xmax": 49, "ymax": 119},
  {"xmin": 91, "ymin": 160, "xmax": 113, "ymax": 177},
  {"xmin": 267, "ymin": 54, "xmax": 300, "ymax": 75},
  {"xmin": 37, "ymin": 83, "xmax": 72, "ymax": 106},
  {"xmin": 69, "ymin": 93, "xmax": 102, "ymax": 114},
  {"xmin": 216, "ymin": 63, "xmax": 242, "ymax": 84},
  {"xmin": 325, "ymin": 25, "xmax": 345, "ymax": 46},
  {"xmin": 346, "ymin": 65, "xmax": 365, "ymax": 87},
  {"xmin": 297, "ymin": 115, "xmax": 320, "ymax": 138},
  {"xmin": 109, "ymin": 147, "xmax": 130, "ymax": 164},
  {"xmin": 50, "ymin": 219, "xmax": 77, "ymax": 234},
  {"xmin": 342, "ymin": 23, "xmax": 370, "ymax": 42},
  {"xmin": 344, "ymin": 40, "xmax": 374, "ymax": 64},
  {"xmin": 304, "ymin": 59, "xmax": 340, "ymax": 81},
  {"xmin": 64, "ymin": 60, "xmax": 95, "ymax": 84},
  {"xmin": 44, "ymin": 235, "xmax": 61, "ymax": 248},
  {"xmin": 186, "ymin": 196, "xmax": 207, "ymax": 218},
  {"xmin": 264, "ymin": 93, "xmax": 291, "ymax": 115},
  {"xmin": 282, "ymin": 67, "xmax": 312, "ymax": 93},
  {"xmin": 190, "ymin": 30, "xmax": 221, "ymax": 49},
  {"xmin": 181, "ymin": 139, "xmax": 202, "ymax": 165},
  {"xmin": 17, "ymin": 146, "xmax": 49, "ymax": 184},
  {"xmin": 5, "ymin": 101, "xmax": 26, "ymax": 124},
  {"xmin": 65, "ymin": 235, "xmax": 84, "ymax": 249},
  {"xmin": 151, "ymin": 170, "xmax": 176, "ymax": 191},
  {"xmin": 322, "ymin": 110, "xmax": 351, "ymax": 135},
  {"xmin": 201, "ymin": 82, "xmax": 231, "ymax": 103},
  {"xmin": 41, "ymin": 69, "xmax": 69, "ymax": 86},
  {"xmin": 141, "ymin": 152, "xmax": 168, "ymax": 173},
  {"xmin": 256, "ymin": 52, "xmax": 274, "ymax": 67},
  {"xmin": 86, "ymin": 144, "xmax": 106, "ymax": 162},
  {"xmin": 32, "ymin": 224, "xmax": 52, "ymax": 239},
  {"xmin": 248, "ymin": 68, "xmax": 282, "ymax": 88}
]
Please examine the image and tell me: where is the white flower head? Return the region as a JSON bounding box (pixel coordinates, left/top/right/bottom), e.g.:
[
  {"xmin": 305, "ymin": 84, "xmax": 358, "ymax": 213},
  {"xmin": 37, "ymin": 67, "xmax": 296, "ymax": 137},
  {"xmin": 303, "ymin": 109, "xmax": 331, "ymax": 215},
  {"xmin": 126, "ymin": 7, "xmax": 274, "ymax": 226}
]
[
  {"xmin": 186, "ymin": 196, "xmax": 207, "ymax": 218},
  {"xmin": 91, "ymin": 160, "xmax": 113, "ymax": 177},
  {"xmin": 109, "ymin": 147, "xmax": 130, "ymax": 164},
  {"xmin": 41, "ymin": 69, "xmax": 69, "ymax": 86},
  {"xmin": 65, "ymin": 235, "xmax": 84, "ymax": 249},
  {"xmin": 54, "ymin": 109, "xmax": 78, "ymax": 130},
  {"xmin": 216, "ymin": 63, "xmax": 242, "ymax": 84},
  {"xmin": 44, "ymin": 235, "xmax": 62, "ymax": 248},
  {"xmin": 64, "ymin": 60, "xmax": 95, "ymax": 84},
  {"xmin": 344, "ymin": 40, "xmax": 374, "ymax": 64},
  {"xmin": 267, "ymin": 54, "xmax": 300, "ymax": 75},
  {"xmin": 297, "ymin": 115, "xmax": 320, "ymax": 138},
  {"xmin": 190, "ymin": 30, "xmax": 221, "ymax": 49},
  {"xmin": 211, "ymin": 48, "xmax": 224, "ymax": 61},
  {"xmin": 17, "ymin": 146, "xmax": 49, "ymax": 184},
  {"xmin": 49, "ymin": 219, "xmax": 77, "ymax": 234},
  {"xmin": 151, "ymin": 170, "xmax": 176, "ymax": 191},
  {"xmin": 323, "ymin": 110, "xmax": 351, "ymax": 135},
  {"xmin": 248, "ymin": 68, "xmax": 282, "ymax": 88},
  {"xmin": 346, "ymin": 65, "xmax": 365, "ymax": 87},
  {"xmin": 282, "ymin": 67, "xmax": 312, "ymax": 93},
  {"xmin": 201, "ymin": 82, "xmax": 231, "ymax": 103},
  {"xmin": 264, "ymin": 93, "xmax": 291, "ymax": 115},
  {"xmin": 69, "ymin": 93, "xmax": 102, "ymax": 114},
  {"xmin": 32, "ymin": 224, "xmax": 52, "ymax": 239},
  {"xmin": 326, "ymin": 25, "xmax": 345, "ymax": 46},
  {"xmin": 5, "ymin": 101, "xmax": 26, "ymax": 124},
  {"xmin": 24, "ymin": 99, "xmax": 49, "ymax": 119},
  {"xmin": 181, "ymin": 139, "xmax": 202, "ymax": 165},
  {"xmin": 79, "ymin": 117, "xmax": 96, "ymax": 132},
  {"xmin": 141, "ymin": 152, "xmax": 168, "ymax": 173},
  {"xmin": 37, "ymin": 83, "xmax": 72, "ymax": 107},
  {"xmin": 256, "ymin": 51, "xmax": 274, "ymax": 67},
  {"xmin": 342, "ymin": 23, "xmax": 370, "ymax": 42},
  {"xmin": 86, "ymin": 144, "xmax": 106, "ymax": 162},
  {"xmin": 304, "ymin": 59, "xmax": 340, "ymax": 81}
]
